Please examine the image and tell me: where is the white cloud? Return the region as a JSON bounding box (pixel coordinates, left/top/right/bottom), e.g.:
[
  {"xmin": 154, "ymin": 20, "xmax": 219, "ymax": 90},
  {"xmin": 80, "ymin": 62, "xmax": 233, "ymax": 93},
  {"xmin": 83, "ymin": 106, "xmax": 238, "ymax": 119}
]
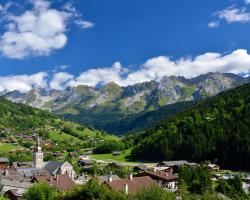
[
  {"xmin": 245, "ymin": 0, "xmax": 250, "ymax": 5},
  {"xmin": 208, "ymin": 21, "xmax": 220, "ymax": 28},
  {"xmin": 0, "ymin": 0, "xmax": 94, "ymax": 59},
  {"xmin": 215, "ymin": 6, "xmax": 250, "ymax": 23},
  {"xmin": 50, "ymin": 72, "xmax": 73, "ymax": 90},
  {"xmin": 0, "ymin": 72, "xmax": 48, "ymax": 92},
  {"xmin": 1, "ymin": 49, "xmax": 250, "ymax": 92},
  {"xmin": 75, "ymin": 20, "xmax": 95, "ymax": 29},
  {"xmin": 68, "ymin": 62, "xmax": 126, "ymax": 87}
]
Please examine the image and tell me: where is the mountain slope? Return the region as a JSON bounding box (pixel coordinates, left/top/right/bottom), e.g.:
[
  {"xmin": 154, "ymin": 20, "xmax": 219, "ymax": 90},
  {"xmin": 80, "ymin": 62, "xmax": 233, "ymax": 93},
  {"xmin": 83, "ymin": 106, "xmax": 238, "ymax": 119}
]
[
  {"xmin": 131, "ymin": 83, "xmax": 250, "ymax": 171},
  {"xmin": 0, "ymin": 97, "xmax": 113, "ymax": 144},
  {"xmin": 2, "ymin": 72, "xmax": 249, "ymax": 134}
]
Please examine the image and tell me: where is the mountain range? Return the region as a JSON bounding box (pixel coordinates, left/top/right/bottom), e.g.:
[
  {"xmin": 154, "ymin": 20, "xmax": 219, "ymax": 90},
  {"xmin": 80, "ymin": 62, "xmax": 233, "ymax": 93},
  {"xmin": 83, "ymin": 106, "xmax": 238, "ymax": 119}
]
[
  {"xmin": 131, "ymin": 83, "xmax": 250, "ymax": 170},
  {"xmin": 2, "ymin": 72, "xmax": 250, "ymax": 134}
]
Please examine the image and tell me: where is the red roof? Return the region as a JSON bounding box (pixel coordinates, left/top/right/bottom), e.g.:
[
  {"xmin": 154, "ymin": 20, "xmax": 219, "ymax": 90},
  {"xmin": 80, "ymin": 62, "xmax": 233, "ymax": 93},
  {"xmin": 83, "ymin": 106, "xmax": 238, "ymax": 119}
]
[
  {"xmin": 104, "ymin": 176, "xmax": 155, "ymax": 193},
  {"xmin": 34, "ymin": 174, "xmax": 74, "ymax": 190},
  {"xmin": 138, "ymin": 171, "xmax": 178, "ymax": 181}
]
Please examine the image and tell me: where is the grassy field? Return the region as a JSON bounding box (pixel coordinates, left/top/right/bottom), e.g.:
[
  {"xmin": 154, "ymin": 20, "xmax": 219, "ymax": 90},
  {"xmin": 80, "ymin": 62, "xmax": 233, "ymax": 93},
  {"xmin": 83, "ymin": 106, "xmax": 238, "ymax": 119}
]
[
  {"xmin": 0, "ymin": 143, "xmax": 22, "ymax": 153},
  {"xmin": 70, "ymin": 127, "xmax": 118, "ymax": 141},
  {"xmin": 90, "ymin": 149, "xmax": 156, "ymax": 166},
  {"xmin": 49, "ymin": 131, "xmax": 83, "ymax": 143}
]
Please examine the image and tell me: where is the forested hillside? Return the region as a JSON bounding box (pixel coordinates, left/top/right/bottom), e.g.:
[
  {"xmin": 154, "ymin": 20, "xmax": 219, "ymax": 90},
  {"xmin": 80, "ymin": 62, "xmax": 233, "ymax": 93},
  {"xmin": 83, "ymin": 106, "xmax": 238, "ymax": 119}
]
[
  {"xmin": 131, "ymin": 84, "xmax": 250, "ymax": 171},
  {"xmin": 63, "ymin": 101, "xmax": 195, "ymax": 134},
  {"xmin": 0, "ymin": 97, "xmax": 112, "ymax": 142},
  {"xmin": 0, "ymin": 97, "xmax": 57, "ymax": 131}
]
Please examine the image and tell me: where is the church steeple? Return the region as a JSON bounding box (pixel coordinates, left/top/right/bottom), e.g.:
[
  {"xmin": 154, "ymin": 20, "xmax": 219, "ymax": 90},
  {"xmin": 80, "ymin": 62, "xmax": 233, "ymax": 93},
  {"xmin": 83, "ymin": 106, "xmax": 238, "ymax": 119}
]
[{"xmin": 33, "ymin": 137, "xmax": 44, "ymax": 168}]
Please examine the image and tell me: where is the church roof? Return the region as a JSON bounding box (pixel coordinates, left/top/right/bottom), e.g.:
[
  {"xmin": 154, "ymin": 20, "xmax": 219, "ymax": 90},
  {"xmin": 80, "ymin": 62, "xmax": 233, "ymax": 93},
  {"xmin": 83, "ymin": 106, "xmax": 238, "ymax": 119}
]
[{"xmin": 43, "ymin": 161, "xmax": 64, "ymax": 174}]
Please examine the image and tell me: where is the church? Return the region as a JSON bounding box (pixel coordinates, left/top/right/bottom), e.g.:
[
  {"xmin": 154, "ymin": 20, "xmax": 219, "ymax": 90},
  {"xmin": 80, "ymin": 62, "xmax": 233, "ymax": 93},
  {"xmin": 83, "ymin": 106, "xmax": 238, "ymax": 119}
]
[{"xmin": 33, "ymin": 138, "xmax": 76, "ymax": 180}]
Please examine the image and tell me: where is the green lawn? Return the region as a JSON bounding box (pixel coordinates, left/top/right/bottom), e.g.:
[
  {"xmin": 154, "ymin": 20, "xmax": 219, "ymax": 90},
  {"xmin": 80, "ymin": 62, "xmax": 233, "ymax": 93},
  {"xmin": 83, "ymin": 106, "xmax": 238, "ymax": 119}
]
[
  {"xmin": 90, "ymin": 149, "xmax": 156, "ymax": 166},
  {"xmin": 0, "ymin": 143, "xmax": 22, "ymax": 153}
]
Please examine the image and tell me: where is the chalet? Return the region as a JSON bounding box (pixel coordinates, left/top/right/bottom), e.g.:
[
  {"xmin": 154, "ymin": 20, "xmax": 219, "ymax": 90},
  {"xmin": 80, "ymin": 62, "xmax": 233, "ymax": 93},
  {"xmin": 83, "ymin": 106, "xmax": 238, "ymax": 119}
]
[
  {"xmin": 97, "ymin": 174, "xmax": 120, "ymax": 183},
  {"xmin": 78, "ymin": 160, "xmax": 94, "ymax": 167},
  {"xmin": 158, "ymin": 160, "xmax": 197, "ymax": 173},
  {"xmin": 136, "ymin": 171, "xmax": 178, "ymax": 190},
  {"xmin": 133, "ymin": 164, "xmax": 148, "ymax": 173},
  {"xmin": 52, "ymin": 152, "xmax": 63, "ymax": 159},
  {"xmin": 33, "ymin": 174, "xmax": 75, "ymax": 191},
  {"xmin": 112, "ymin": 151, "xmax": 121, "ymax": 156},
  {"xmin": 206, "ymin": 164, "xmax": 220, "ymax": 172},
  {"xmin": 74, "ymin": 174, "xmax": 89, "ymax": 185},
  {"xmin": 2, "ymin": 179, "xmax": 32, "ymax": 200},
  {"xmin": 103, "ymin": 174, "xmax": 156, "ymax": 194},
  {"xmin": 0, "ymin": 158, "xmax": 10, "ymax": 170},
  {"xmin": 68, "ymin": 152, "xmax": 76, "ymax": 159},
  {"xmin": 152, "ymin": 166, "xmax": 172, "ymax": 173}
]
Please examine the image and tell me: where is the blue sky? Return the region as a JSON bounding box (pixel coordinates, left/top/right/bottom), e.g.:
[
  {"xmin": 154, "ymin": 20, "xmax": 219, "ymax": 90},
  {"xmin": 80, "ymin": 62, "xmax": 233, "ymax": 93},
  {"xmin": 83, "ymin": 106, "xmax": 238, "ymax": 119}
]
[{"xmin": 0, "ymin": 0, "xmax": 250, "ymax": 91}]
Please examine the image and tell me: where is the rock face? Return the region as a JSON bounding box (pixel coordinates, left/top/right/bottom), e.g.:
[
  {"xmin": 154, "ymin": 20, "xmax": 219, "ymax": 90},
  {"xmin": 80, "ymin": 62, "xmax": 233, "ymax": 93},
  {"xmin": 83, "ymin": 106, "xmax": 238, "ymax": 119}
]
[{"xmin": 2, "ymin": 72, "xmax": 249, "ymax": 133}]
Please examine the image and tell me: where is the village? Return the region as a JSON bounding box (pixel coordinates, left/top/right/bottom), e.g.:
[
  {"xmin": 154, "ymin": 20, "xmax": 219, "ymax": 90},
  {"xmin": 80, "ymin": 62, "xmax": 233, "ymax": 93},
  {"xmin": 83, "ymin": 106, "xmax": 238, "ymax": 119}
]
[{"xmin": 0, "ymin": 135, "xmax": 250, "ymax": 200}]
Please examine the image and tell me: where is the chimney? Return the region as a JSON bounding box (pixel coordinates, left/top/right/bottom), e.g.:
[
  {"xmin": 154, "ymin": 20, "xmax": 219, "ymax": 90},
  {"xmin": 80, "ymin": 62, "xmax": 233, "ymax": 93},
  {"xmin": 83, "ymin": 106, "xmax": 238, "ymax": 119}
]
[
  {"xmin": 129, "ymin": 173, "xmax": 133, "ymax": 180},
  {"xmin": 108, "ymin": 171, "xmax": 113, "ymax": 182},
  {"xmin": 108, "ymin": 175, "xmax": 112, "ymax": 182},
  {"xmin": 124, "ymin": 183, "xmax": 128, "ymax": 195}
]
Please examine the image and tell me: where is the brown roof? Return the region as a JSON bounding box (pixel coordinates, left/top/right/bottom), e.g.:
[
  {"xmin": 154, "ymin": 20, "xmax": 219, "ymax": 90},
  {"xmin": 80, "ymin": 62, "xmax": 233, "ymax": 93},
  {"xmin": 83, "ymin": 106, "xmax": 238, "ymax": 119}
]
[
  {"xmin": 104, "ymin": 176, "xmax": 155, "ymax": 193},
  {"xmin": 34, "ymin": 174, "xmax": 74, "ymax": 190},
  {"xmin": 138, "ymin": 171, "xmax": 178, "ymax": 181}
]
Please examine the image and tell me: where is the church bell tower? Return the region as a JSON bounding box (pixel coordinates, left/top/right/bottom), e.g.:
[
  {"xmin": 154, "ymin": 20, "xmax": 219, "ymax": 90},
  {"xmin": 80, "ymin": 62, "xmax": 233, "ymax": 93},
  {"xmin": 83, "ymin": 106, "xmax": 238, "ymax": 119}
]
[{"xmin": 33, "ymin": 137, "xmax": 44, "ymax": 168}]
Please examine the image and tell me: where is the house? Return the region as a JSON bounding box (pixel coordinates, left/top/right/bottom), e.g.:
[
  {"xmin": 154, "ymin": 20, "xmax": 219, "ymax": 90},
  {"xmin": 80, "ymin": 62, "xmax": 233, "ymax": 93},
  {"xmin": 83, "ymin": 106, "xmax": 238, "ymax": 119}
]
[
  {"xmin": 33, "ymin": 174, "xmax": 75, "ymax": 191},
  {"xmin": 206, "ymin": 164, "xmax": 220, "ymax": 172},
  {"xmin": 103, "ymin": 174, "xmax": 156, "ymax": 194},
  {"xmin": 133, "ymin": 164, "xmax": 148, "ymax": 173},
  {"xmin": 136, "ymin": 171, "xmax": 178, "ymax": 190},
  {"xmin": 0, "ymin": 158, "xmax": 10, "ymax": 170},
  {"xmin": 97, "ymin": 174, "xmax": 120, "ymax": 183},
  {"xmin": 152, "ymin": 166, "xmax": 172, "ymax": 173},
  {"xmin": 52, "ymin": 152, "xmax": 63, "ymax": 159},
  {"xmin": 43, "ymin": 161, "xmax": 76, "ymax": 180},
  {"xmin": 78, "ymin": 160, "xmax": 94, "ymax": 167},
  {"xmin": 74, "ymin": 174, "xmax": 89, "ymax": 185},
  {"xmin": 158, "ymin": 160, "xmax": 197, "ymax": 173},
  {"xmin": 112, "ymin": 151, "xmax": 121, "ymax": 156},
  {"xmin": 2, "ymin": 179, "xmax": 33, "ymax": 200},
  {"xmin": 68, "ymin": 152, "xmax": 76, "ymax": 159}
]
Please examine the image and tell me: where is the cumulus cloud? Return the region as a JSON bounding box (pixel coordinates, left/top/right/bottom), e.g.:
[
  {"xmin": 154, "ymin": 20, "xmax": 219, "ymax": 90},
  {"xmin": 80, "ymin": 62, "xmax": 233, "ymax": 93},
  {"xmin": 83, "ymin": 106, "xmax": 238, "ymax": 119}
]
[
  {"xmin": 1, "ymin": 49, "xmax": 250, "ymax": 92},
  {"xmin": 50, "ymin": 72, "xmax": 73, "ymax": 90},
  {"xmin": 245, "ymin": 0, "xmax": 250, "ymax": 5},
  {"xmin": 68, "ymin": 62, "xmax": 127, "ymax": 87},
  {"xmin": 214, "ymin": 6, "xmax": 250, "ymax": 24},
  {"xmin": 0, "ymin": 0, "xmax": 94, "ymax": 59},
  {"xmin": 0, "ymin": 72, "xmax": 48, "ymax": 92}
]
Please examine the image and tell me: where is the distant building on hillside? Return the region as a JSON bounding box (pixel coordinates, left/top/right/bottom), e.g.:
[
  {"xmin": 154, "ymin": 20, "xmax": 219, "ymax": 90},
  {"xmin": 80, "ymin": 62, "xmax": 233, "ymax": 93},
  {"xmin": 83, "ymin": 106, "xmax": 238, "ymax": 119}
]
[
  {"xmin": 157, "ymin": 160, "xmax": 197, "ymax": 173},
  {"xmin": 0, "ymin": 158, "xmax": 10, "ymax": 170}
]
